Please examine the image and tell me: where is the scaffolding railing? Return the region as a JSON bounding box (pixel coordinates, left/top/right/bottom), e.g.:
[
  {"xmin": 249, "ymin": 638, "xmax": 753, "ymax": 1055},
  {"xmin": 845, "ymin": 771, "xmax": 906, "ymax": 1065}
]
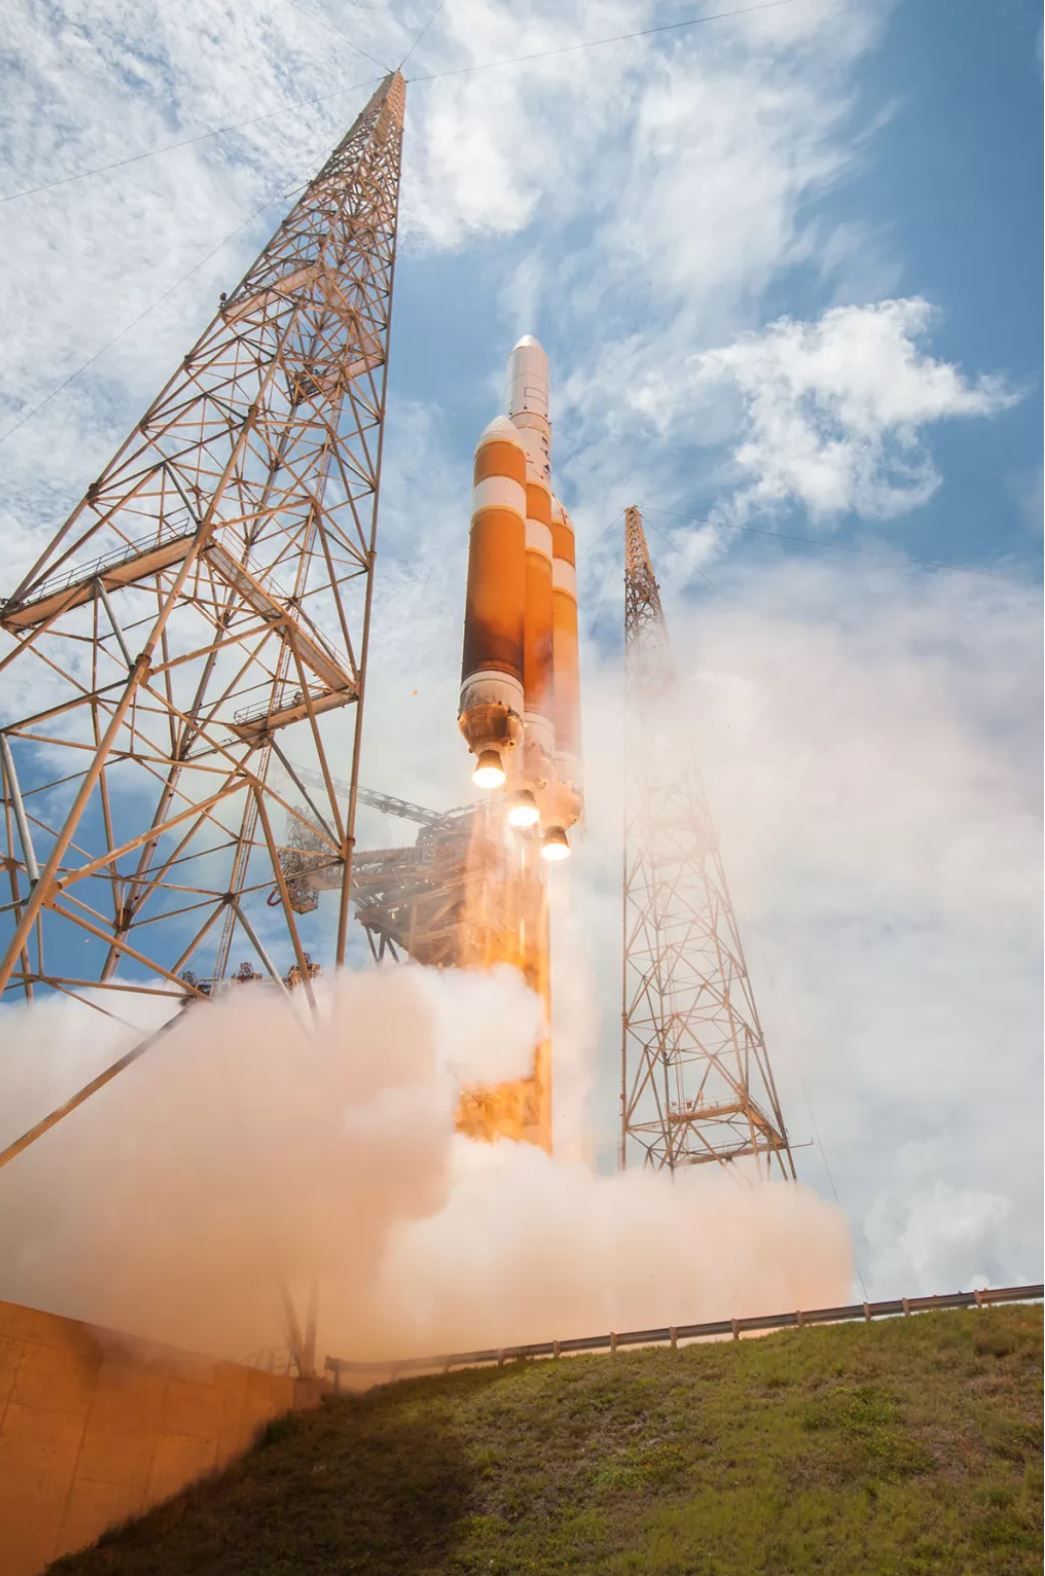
[{"xmin": 0, "ymin": 515, "xmax": 194, "ymax": 610}]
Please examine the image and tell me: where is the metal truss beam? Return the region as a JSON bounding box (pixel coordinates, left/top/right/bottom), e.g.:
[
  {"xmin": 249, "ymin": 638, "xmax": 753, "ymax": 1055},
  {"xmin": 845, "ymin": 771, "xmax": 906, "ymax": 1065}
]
[
  {"xmin": 0, "ymin": 72, "xmax": 407, "ymax": 1023},
  {"xmin": 619, "ymin": 507, "xmax": 796, "ymax": 1179}
]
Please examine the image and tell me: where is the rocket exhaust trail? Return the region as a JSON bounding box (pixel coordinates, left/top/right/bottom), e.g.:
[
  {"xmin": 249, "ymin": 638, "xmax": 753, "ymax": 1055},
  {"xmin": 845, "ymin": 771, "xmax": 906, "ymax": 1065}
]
[{"xmin": 455, "ymin": 337, "xmax": 583, "ymax": 1152}]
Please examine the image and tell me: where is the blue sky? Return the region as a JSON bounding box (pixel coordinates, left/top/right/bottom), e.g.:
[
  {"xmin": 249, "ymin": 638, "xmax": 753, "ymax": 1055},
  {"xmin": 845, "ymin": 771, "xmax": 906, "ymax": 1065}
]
[
  {"xmin": 2, "ymin": 1, "xmax": 1039, "ymax": 581},
  {"xmin": 856, "ymin": 0, "xmax": 1042, "ymax": 568},
  {"xmin": 381, "ymin": 0, "xmax": 1043, "ymax": 588},
  {"xmin": 0, "ymin": 0, "xmax": 1041, "ymax": 1301}
]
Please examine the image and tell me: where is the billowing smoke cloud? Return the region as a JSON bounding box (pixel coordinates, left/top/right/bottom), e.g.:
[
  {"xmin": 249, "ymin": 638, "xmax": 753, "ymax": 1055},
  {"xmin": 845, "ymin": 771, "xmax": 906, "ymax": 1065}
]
[
  {"xmin": 360, "ymin": 1141, "xmax": 850, "ymax": 1359},
  {"xmin": 2, "ymin": 552, "xmax": 1035, "ymax": 1361},
  {"xmin": 0, "ymin": 965, "xmax": 849, "ymax": 1364}
]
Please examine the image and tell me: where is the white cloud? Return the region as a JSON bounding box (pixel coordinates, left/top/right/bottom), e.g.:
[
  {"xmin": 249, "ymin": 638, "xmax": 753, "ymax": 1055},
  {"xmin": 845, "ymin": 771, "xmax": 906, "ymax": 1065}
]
[
  {"xmin": 864, "ymin": 1180, "xmax": 1020, "ymax": 1294},
  {"xmin": 592, "ymin": 58, "xmax": 849, "ymax": 308},
  {"xmin": 0, "ymin": 0, "xmax": 902, "ymax": 559},
  {"xmin": 399, "ymin": 0, "xmax": 649, "ymax": 249},
  {"xmin": 0, "ymin": 0, "xmax": 395, "ymax": 539},
  {"xmin": 535, "ymin": 4, "xmax": 903, "ymax": 531},
  {"xmin": 501, "ymin": 251, "xmax": 544, "ymax": 338},
  {"xmin": 687, "ymin": 298, "xmax": 1018, "ymax": 521}
]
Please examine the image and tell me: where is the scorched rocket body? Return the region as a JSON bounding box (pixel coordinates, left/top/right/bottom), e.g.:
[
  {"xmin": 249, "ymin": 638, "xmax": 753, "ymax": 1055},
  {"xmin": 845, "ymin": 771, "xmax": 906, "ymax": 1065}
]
[
  {"xmin": 456, "ymin": 337, "xmax": 582, "ymax": 1152},
  {"xmin": 460, "ymin": 336, "xmax": 583, "ymax": 849}
]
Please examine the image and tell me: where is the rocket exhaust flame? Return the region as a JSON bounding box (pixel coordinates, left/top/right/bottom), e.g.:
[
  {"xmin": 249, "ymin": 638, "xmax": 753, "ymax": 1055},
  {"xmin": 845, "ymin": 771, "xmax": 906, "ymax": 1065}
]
[{"xmin": 454, "ymin": 800, "xmax": 553, "ymax": 1151}]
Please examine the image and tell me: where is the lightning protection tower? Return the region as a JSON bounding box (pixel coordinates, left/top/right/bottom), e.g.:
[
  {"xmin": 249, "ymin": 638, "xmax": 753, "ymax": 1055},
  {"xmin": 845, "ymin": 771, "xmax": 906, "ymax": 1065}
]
[
  {"xmin": 0, "ymin": 72, "xmax": 406, "ymax": 1026},
  {"xmin": 619, "ymin": 506, "xmax": 795, "ymax": 1177}
]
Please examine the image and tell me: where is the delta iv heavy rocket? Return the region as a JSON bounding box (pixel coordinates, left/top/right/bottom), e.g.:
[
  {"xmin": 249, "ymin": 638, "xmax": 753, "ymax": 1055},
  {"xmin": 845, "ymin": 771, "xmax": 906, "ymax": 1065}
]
[
  {"xmin": 454, "ymin": 337, "xmax": 581, "ymax": 1154},
  {"xmin": 459, "ymin": 336, "xmax": 582, "ymax": 851}
]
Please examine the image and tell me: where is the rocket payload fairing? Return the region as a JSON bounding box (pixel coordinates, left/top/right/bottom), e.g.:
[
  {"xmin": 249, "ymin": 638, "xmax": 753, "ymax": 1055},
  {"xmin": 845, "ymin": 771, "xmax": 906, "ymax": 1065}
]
[{"xmin": 459, "ymin": 336, "xmax": 582, "ymax": 850}]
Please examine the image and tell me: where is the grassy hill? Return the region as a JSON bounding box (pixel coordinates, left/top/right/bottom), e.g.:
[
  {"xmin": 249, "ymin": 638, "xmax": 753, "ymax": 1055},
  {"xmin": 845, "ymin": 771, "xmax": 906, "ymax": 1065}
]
[{"xmin": 52, "ymin": 1304, "xmax": 1041, "ymax": 1576}]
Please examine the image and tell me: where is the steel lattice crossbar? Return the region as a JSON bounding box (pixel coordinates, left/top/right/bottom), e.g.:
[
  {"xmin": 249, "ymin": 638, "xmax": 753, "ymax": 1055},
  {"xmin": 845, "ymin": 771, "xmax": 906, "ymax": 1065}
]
[
  {"xmin": 619, "ymin": 507, "xmax": 795, "ymax": 1176},
  {"xmin": 0, "ymin": 73, "xmax": 406, "ymax": 1025}
]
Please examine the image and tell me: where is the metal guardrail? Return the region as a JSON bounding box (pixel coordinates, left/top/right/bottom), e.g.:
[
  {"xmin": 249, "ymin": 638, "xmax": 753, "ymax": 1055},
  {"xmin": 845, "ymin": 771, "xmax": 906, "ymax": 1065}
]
[
  {"xmin": 325, "ymin": 1283, "xmax": 1044, "ymax": 1387},
  {"xmin": 0, "ymin": 517, "xmax": 191, "ymax": 608}
]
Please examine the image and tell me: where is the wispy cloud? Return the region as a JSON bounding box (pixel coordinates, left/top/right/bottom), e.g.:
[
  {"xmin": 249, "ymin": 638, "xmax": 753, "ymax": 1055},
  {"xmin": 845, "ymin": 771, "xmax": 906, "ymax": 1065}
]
[{"xmin": 688, "ymin": 298, "xmax": 1019, "ymax": 521}]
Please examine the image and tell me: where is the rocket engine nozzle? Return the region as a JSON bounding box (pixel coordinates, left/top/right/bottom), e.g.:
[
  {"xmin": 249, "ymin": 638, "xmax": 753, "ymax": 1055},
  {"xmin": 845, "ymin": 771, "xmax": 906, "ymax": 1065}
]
[
  {"xmin": 507, "ymin": 788, "xmax": 540, "ymax": 828},
  {"xmin": 540, "ymin": 826, "xmax": 571, "ymax": 862},
  {"xmin": 472, "ymin": 749, "xmax": 506, "ymax": 790}
]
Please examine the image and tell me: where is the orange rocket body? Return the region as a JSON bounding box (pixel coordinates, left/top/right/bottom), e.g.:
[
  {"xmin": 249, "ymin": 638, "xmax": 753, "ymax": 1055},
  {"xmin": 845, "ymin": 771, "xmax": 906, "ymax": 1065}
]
[
  {"xmin": 459, "ymin": 418, "xmax": 528, "ymax": 782},
  {"xmin": 522, "ymin": 489, "xmax": 554, "ymax": 742},
  {"xmin": 549, "ymin": 498, "xmax": 582, "ymax": 833},
  {"xmin": 456, "ymin": 335, "xmax": 583, "ymax": 1154},
  {"xmin": 458, "ymin": 336, "xmax": 583, "ymax": 841},
  {"xmin": 521, "ymin": 461, "xmax": 555, "ymax": 812}
]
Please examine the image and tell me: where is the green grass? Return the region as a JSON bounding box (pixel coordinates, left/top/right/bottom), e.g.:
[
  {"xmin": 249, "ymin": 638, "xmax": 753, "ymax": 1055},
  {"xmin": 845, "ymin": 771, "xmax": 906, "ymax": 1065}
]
[{"xmin": 52, "ymin": 1304, "xmax": 1042, "ymax": 1576}]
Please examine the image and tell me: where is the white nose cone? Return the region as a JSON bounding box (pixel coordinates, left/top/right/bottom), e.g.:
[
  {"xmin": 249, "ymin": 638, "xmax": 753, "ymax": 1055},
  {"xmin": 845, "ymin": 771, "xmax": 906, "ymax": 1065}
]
[
  {"xmin": 506, "ymin": 335, "xmax": 549, "ymax": 423},
  {"xmin": 506, "ymin": 334, "xmax": 551, "ymax": 482}
]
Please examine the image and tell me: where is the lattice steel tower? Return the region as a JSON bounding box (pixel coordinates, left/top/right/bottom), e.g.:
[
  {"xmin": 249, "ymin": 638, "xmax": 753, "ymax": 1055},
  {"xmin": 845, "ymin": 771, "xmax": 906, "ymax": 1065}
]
[
  {"xmin": 0, "ymin": 73, "xmax": 406, "ymax": 1021},
  {"xmin": 619, "ymin": 506, "xmax": 795, "ymax": 1177}
]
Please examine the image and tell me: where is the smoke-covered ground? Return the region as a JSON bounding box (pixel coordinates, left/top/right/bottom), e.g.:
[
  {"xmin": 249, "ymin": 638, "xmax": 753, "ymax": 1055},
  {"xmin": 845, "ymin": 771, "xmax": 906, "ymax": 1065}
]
[{"xmin": 0, "ymin": 967, "xmax": 849, "ymax": 1362}]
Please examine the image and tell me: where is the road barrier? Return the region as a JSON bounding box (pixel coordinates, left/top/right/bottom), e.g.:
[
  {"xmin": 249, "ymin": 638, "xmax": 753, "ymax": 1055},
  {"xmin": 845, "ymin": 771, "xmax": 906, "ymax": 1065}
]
[{"xmin": 325, "ymin": 1282, "xmax": 1044, "ymax": 1388}]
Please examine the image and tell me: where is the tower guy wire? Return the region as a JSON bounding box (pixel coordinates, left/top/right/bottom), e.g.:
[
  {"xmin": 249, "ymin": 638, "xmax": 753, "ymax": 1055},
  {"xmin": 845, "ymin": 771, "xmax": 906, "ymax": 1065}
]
[
  {"xmin": 640, "ymin": 503, "xmax": 1038, "ymax": 587},
  {"xmin": 409, "ymin": 0, "xmax": 799, "ymax": 81},
  {"xmin": 399, "ymin": 0, "xmax": 448, "ymax": 72},
  {"xmin": 746, "ymin": 920, "xmax": 871, "ymax": 1300},
  {"xmin": 286, "ymin": 0, "xmax": 395, "ymax": 74},
  {"xmin": 0, "ymin": 76, "xmax": 385, "ymax": 206}
]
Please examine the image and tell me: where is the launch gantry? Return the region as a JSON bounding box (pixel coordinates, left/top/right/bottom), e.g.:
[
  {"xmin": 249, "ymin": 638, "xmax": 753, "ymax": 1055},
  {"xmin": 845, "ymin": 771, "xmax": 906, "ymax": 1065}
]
[
  {"xmin": 0, "ymin": 72, "xmax": 406, "ymax": 1026},
  {"xmin": 619, "ymin": 507, "xmax": 796, "ymax": 1178},
  {"xmin": 274, "ymin": 773, "xmax": 476, "ymax": 967}
]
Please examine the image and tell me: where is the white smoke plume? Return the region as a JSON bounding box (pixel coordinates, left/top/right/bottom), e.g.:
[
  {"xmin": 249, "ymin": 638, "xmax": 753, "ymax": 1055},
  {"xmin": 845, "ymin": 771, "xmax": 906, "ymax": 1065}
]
[
  {"xmin": 0, "ymin": 965, "xmax": 849, "ymax": 1364},
  {"xmin": 2, "ymin": 553, "xmax": 1036, "ymax": 1361},
  {"xmin": 361, "ymin": 1142, "xmax": 850, "ymax": 1359}
]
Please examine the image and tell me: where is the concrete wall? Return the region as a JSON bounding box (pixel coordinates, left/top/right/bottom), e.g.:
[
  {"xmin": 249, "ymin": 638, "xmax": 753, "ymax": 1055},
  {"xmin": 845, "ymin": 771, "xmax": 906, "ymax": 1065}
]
[{"xmin": 0, "ymin": 1299, "xmax": 316, "ymax": 1576}]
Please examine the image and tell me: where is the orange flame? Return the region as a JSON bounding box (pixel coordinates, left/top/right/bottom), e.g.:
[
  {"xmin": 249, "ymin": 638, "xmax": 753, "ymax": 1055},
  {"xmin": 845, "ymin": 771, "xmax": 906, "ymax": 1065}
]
[{"xmin": 454, "ymin": 801, "xmax": 552, "ymax": 1151}]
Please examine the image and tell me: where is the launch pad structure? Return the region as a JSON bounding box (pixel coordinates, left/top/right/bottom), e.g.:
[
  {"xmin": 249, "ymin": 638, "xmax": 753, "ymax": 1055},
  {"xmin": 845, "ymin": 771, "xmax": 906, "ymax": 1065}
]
[
  {"xmin": 0, "ymin": 73, "xmax": 406, "ymax": 1024},
  {"xmin": 0, "ymin": 71, "xmax": 794, "ymax": 1190},
  {"xmin": 276, "ymin": 773, "xmax": 476, "ymax": 968}
]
